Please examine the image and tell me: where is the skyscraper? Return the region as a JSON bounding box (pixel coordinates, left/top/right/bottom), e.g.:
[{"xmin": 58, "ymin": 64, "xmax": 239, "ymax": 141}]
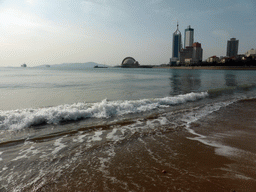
[
  {"xmin": 172, "ymin": 23, "xmax": 182, "ymax": 60},
  {"xmin": 192, "ymin": 42, "xmax": 203, "ymax": 63},
  {"xmin": 226, "ymin": 38, "xmax": 239, "ymax": 57},
  {"xmin": 184, "ymin": 25, "xmax": 194, "ymax": 48}
]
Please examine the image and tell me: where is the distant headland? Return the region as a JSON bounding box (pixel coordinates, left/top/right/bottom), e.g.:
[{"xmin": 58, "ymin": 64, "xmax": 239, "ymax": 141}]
[{"xmin": 34, "ymin": 62, "xmax": 108, "ymax": 69}]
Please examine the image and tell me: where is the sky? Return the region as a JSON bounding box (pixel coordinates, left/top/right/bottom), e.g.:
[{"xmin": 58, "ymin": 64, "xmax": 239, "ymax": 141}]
[{"xmin": 0, "ymin": 0, "xmax": 255, "ymax": 67}]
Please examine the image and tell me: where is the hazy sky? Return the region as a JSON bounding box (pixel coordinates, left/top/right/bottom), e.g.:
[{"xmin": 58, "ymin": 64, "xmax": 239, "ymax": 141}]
[{"xmin": 0, "ymin": 0, "xmax": 255, "ymax": 67}]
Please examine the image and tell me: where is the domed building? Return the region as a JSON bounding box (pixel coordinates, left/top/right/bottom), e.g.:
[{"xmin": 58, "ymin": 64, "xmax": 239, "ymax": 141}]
[
  {"xmin": 245, "ymin": 48, "xmax": 256, "ymax": 57},
  {"xmin": 121, "ymin": 57, "xmax": 139, "ymax": 68}
]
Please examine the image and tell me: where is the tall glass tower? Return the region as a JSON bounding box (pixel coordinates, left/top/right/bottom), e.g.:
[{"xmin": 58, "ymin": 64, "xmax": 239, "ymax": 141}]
[
  {"xmin": 184, "ymin": 25, "xmax": 194, "ymax": 48},
  {"xmin": 226, "ymin": 38, "xmax": 239, "ymax": 57},
  {"xmin": 172, "ymin": 23, "xmax": 182, "ymax": 60}
]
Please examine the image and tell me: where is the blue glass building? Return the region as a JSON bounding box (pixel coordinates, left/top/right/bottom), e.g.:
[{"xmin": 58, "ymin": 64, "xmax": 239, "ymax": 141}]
[{"xmin": 172, "ymin": 24, "xmax": 182, "ymax": 60}]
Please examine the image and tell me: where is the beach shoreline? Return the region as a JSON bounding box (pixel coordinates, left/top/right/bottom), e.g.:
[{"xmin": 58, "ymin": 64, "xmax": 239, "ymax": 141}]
[{"xmin": 30, "ymin": 99, "xmax": 256, "ymax": 191}]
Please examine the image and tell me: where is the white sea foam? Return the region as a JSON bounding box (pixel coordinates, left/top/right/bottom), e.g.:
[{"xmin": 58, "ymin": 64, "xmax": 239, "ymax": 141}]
[
  {"xmin": 182, "ymin": 100, "xmax": 246, "ymax": 158},
  {"xmin": 73, "ymin": 133, "xmax": 88, "ymax": 143},
  {"xmin": 2, "ymin": 165, "xmax": 7, "ymax": 171},
  {"xmin": 0, "ymin": 92, "xmax": 208, "ymax": 130},
  {"xmin": 106, "ymin": 128, "xmax": 118, "ymax": 141},
  {"xmin": 148, "ymin": 117, "xmax": 169, "ymax": 127},
  {"xmin": 12, "ymin": 145, "xmax": 39, "ymax": 161},
  {"xmin": 90, "ymin": 131, "xmax": 103, "ymax": 142},
  {"xmin": 52, "ymin": 138, "xmax": 66, "ymax": 154},
  {"xmin": 182, "ymin": 100, "xmax": 234, "ymax": 126}
]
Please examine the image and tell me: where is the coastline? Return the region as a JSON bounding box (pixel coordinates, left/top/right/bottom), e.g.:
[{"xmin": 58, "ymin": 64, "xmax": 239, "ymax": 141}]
[
  {"xmin": 31, "ymin": 99, "xmax": 256, "ymax": 191},
  {"xmin": 154, "ymin": 66, "xmax": 256, "ymax": 70},
  {"xmin": 1, "ymin": 64, "xmax": 256, "ymax": 191}
]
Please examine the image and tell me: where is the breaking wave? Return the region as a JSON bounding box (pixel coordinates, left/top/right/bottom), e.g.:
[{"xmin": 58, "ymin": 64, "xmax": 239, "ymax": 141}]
[{"xmin": 0, "ymin": 92, "xmax": 208, "ymax": 130}]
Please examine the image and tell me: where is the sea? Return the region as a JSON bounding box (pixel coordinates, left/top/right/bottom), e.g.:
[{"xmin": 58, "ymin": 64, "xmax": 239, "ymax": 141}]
[{"xmin": 0, "ymin": 67, "xmax": 256, "ymax": 191}]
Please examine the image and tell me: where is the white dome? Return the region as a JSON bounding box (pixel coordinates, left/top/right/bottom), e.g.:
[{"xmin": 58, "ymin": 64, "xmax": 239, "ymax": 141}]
[
  {"xmin": 123, "ymin": 59, "xmax": 135, "ymax": 65},
  {"xmin": 121, "ymin": 57, "xmax": 139, "ymax": 68}
]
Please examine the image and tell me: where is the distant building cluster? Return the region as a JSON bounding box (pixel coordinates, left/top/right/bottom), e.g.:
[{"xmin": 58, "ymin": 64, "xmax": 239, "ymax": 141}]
[
  {"xmin": 170, "ymin": 24, "xmax": 255, "ymax": 66},
  {"xmin": 206, "ymin": 38, "xmax": 256, "ymax": 64},
  {"xmin": 170, "ymin": 24, "xmax": 203, "ymax": 66}
]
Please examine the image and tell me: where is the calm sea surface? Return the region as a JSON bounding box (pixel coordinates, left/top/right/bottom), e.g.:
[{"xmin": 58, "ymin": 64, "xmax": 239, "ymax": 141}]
[{"xmin": 0, "ymin": 67, "xmax": 256, "ymax": 191}]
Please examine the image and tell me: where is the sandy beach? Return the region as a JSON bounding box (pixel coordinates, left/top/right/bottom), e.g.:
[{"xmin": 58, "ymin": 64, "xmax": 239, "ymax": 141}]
[{"xmin": 28, "ymin": 99, "xmax": 256, "ymax": 192}]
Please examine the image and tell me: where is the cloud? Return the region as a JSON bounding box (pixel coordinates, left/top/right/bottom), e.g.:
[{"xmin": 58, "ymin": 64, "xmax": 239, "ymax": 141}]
[
  {"xmin": 0, "ymin": 7, "xmax": 92, "ymax": 48},
  {"xmin": 0, "ymin": 8, "xmax": 56, "ymax": 33}
]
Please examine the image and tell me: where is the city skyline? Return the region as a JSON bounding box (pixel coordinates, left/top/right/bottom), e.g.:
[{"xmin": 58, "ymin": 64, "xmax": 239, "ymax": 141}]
[{"xmin": 0, "ymin": 0, "xmax": 255, "ymax": 67}]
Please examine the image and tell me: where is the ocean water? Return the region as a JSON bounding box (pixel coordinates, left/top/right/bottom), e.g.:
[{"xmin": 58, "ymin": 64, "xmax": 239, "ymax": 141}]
[{"xmin": 0, "ymin": 67, "xmax": 256, "ymax": 191}]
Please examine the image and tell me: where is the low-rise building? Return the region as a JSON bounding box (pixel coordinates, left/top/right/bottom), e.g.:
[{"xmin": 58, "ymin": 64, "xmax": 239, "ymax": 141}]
[
  {"xmin": 179, "ymin": 46, "xmax": 193, "ymax": 64},
  {"xmin": 220, "ymin": 57, "xmax": 230, "ymax": 63},
  {"xmin": 245, "ymin": 49, "xmax": 256, "ymax": 57},
  {"xmin": 235, "ymin": 54, "xmax": 246, "ymax": 61},
  {"xmin": 179, "ymin": 42, "xmax": 203, "ymax": 65},
  {"xmin": 207, "ymin": 56, "xmax": 220, "ymax": 63}
]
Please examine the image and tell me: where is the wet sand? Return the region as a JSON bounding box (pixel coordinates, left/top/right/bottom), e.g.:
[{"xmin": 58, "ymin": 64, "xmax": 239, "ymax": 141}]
[
  {"xmin": 187, "ymin": 99, "xmax": 256, "ymax": 191},
  {"xmin": 31, "ymin": 100, "xmax": 256, "ymax": 192}
]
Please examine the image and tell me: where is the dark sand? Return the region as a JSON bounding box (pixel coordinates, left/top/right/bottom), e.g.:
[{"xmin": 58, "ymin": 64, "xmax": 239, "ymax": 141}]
[{"xmin": 33, "ymin": 100, "xmax": 256, "ymax": 192}]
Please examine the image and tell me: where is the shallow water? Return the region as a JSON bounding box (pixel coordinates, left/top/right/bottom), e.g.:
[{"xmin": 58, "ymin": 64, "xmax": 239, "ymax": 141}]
[{"xmin": 0, "ymin": 67, "xmax": 256, "ymax": 191}]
